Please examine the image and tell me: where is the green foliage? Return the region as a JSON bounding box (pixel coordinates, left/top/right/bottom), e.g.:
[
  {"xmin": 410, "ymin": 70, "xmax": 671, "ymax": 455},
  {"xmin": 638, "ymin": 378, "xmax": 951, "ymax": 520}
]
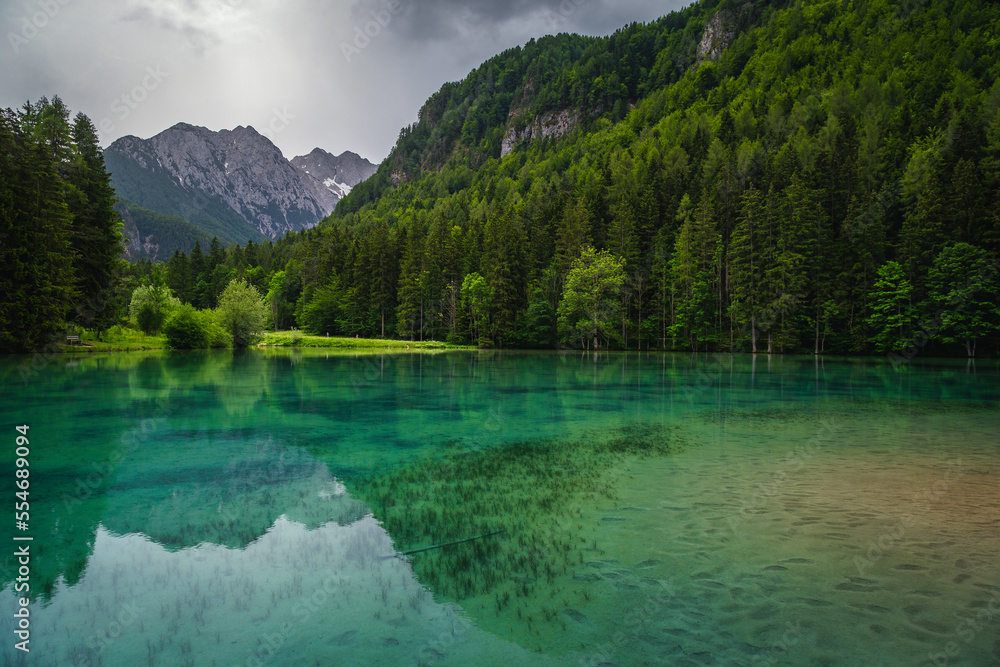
[
  {"xmin": 926, "ymin": 243, "xmax": 1000, "ymax": 356},
  {"xmin": 669, "ymin": 193, "xmax": 720, "ymax": 351},
  {"xmin": 216, "ymin": 279, "xmax": 267, "ymax": 348},
  {"xmin": 202, "ymin": 310, "xmax": 232, "ymax": 349},
  {"xmin": 163, "ymin": 305, "xmax": 211, "ymax": 350},
  {"xmin": 461, "ymin": 273, "xmax": 491, "ymax": 344},
  {"xmin": 866, "ymin": 261, "xmax": 914, "ymax": 352},
  {"xmin": 558, "ymin": 247, "xmax": 627, "ymax": 348},
  {"xmin": 300, "ymin": 278, "xmax": 345, "ymax": 336},
  {"xmin": 0, "ymin": 98, "xmax": 124, "ymax": 353},
  {"xmin": 523, "ymin": 286, "xmax": 558, "ymax": 348},
  {"xmin": 266, "ymin": 271, "xmax": 296, "ymax": 331},
  {"xmin": 136, "ymin": 302, "xmax": 164, "ymax": 336},
  {"xmin": 129, "ymin": 284, "xmax": 181, "ymax": 334},
  {"xmin": 123, "ymin": 0, "xmax": 1000, "ymax": 356}
]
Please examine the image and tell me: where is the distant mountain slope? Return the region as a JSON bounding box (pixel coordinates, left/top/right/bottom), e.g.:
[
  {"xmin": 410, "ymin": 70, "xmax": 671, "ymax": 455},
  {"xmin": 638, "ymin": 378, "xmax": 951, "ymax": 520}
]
[
  {"xmin": 291, "ymin": 149, "xmax": 377, "ymax": 200},
  {"xmin": 116, "ymin": 199, "xmax": 213, "ymax": 261},
  {"xmin": 105, "ymin": 124, "xmax": 375, "ymax": 252}
]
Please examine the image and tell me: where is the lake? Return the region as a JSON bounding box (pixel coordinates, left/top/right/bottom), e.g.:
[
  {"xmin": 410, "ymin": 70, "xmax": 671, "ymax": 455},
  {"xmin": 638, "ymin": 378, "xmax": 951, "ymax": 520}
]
[{"xmin": 1, "ymin": 350, "xmax": 998, "ymax": 666}]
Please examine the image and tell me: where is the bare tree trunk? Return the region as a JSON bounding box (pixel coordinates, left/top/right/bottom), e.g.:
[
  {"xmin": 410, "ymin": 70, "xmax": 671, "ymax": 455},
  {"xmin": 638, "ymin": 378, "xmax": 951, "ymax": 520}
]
[{"xmin": 815, "ymin": 311, "xmax": 820, "ymax": 355}]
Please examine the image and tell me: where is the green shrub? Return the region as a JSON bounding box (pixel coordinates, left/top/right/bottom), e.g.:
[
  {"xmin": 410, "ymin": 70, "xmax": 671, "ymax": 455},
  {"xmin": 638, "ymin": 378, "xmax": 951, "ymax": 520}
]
[
  {"xmin": 103, "ymin": 325, "xmax": 126, "ymax": 343},
  {"xmin": 136, "ymin": 302, "xmax": 166, "ymax": 335},
  {"xmin": 201, "ymin": 310, "xmax": 232, "ymax": 348},
  {"xmin": 217, "ymin": 279, "xmax": 267, "ymax": 348},
  {"xmin": 163, "ymin": 305, "xmax": 210, "ymax": 349},
  {"xmin": 129, "ymin": 285, "xmax": 181, "ymax": 328}
]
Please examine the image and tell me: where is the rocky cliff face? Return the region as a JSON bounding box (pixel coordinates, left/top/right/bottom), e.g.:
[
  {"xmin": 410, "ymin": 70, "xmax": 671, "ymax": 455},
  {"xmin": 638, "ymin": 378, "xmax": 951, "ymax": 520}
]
[
  {"xmin": 291, "ymin": 149, "xmax": 377, "ymax": 200},
  {"xmin": 118, "ymin": 204, "xmax": 160, "ymax": 260},
  {"xmin": 501, "ymin": 109, "xmax": 581, "ymax": 158},
  {"xmin": 106, "ymin": 124, "xmax": 374, "ymax": 243},
  {"xmin": 697, "ymin": 3, "xmax": 753, "ymax": 64}
]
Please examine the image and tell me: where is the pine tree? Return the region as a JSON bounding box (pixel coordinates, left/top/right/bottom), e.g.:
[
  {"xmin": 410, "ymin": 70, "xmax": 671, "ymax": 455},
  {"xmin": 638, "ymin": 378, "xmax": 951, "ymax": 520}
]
[
  {"xmin": 396, "ymin": 225, "xmax": 425, "ymax": 340},
  {"xmin": 166, "ymin": 250, "xmax": 191, "ymax": 303},
  {"xmin": 729, "ymin": 184, "xmax": 765, "ymax": 352},
  {"xmin": 768, "ymin": 176, "xmax": 820, "ymax": 352},
  {"xmin": 669, "ymin": 193, "xmax": 719, "ymax": 351},
  {"xmin": 555, "ymin": 199, "xmax": 591, "ymax": 276},
  {"xmin": 0, "ymin": 109, "xmax": 75, "ymax": 352},
  {"xmin": 66, "ymin": 113, "xmax": 126, "ymax": 336},
  {"xmin": 899, "ymin": 166, "xmax": 946, "ymax": 297},
  {"xmin": 484, "ymin": 211, "xmax": 525, "ymax": 346}
]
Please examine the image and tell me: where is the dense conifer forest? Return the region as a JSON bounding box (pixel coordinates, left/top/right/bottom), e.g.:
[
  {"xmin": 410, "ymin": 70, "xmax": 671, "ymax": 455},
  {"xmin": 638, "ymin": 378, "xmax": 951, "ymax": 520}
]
[
  {"xmin": 3, "ymin": 0, "xmax": 999, "ymax": 356},
  {"xmin": 0, "ymin": 98, "xmax": 126, "ymax": 353}
]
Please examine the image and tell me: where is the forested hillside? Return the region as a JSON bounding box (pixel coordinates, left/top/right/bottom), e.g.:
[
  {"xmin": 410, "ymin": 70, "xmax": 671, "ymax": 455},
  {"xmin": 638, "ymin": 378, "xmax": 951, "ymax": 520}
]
[
  {"xmin": 0, "ymin": 98, "xmax": 126, "ymax": 353},
  {"xmin": 284, "ymin": 0, "xmax": 997, "ymax": 355},
  {"xmin": 26, "ymin": 0, "xmax": 1000, "ymax": 357}
]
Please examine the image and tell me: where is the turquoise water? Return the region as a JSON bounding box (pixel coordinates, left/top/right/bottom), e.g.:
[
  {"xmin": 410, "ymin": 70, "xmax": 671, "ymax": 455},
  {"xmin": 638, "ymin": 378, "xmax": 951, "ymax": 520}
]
[{"xmin": 0, "ymin": 350, "xmax": 998, "ymax": 666}]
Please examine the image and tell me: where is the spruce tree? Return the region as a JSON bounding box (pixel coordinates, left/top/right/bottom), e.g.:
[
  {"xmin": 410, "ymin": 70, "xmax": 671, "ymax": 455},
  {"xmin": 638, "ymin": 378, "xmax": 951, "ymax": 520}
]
[
  {"xmin": 66, "ymin": 113, "xmax": 125, "ymax": 336},
  {"xmin": 0, "ymin": 109, "xmax": 75, "ymax": 352}
]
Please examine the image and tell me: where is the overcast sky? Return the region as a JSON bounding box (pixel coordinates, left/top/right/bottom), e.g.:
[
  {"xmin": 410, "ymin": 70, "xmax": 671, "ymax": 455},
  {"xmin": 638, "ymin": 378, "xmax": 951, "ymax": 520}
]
[{"xmin": 1, "ymin": 0, "xmax": 683, "ymax": 163}]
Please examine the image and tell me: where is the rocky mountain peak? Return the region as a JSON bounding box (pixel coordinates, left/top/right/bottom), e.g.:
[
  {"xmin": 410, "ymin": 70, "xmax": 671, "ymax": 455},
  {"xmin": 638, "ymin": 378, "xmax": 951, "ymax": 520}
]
[
  {"xmin": 290, "ymin": 148, "xmax": 377, "ymax": 200},
  {"xmin": 105, "ymin": 125, "xmax": 376, "ymax": 247}
]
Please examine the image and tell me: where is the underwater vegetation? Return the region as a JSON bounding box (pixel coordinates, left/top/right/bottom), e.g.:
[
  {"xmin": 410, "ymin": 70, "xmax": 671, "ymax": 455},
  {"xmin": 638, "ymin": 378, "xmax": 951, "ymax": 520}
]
[{"xmin": 350, "ymin": 422, "xmax": 685, "ymax": 626}]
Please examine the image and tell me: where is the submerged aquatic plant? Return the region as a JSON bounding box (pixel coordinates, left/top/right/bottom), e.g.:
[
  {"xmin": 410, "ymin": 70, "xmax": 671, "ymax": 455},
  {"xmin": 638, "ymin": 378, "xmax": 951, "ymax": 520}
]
[{"xmin": 349, "ymin": 421, "xmax": 683, "ymax": 613}]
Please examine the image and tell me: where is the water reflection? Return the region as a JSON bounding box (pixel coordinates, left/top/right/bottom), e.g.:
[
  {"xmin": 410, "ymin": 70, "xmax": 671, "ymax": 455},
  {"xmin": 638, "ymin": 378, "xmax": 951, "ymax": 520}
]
[{"xmin": 0, "ymin": 351, "xmax": 997, "ymax": 666}]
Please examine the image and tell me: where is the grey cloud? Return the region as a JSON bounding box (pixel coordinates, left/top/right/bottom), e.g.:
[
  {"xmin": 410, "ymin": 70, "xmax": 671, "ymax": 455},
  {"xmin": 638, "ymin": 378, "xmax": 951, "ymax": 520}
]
[
  {"xmin": 1, "ymin": 0, "xmax": 681, "ymax": 164},
  {"xmin": 348, "ymin": 0, "xmax": 619, "ymax": 42}
]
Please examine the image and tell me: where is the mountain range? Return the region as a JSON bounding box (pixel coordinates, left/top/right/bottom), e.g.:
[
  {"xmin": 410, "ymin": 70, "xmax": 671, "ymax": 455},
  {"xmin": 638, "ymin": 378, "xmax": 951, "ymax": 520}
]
[{"xmin": 104, "ymin": 123, "xmax": 376, "ymax": 259}]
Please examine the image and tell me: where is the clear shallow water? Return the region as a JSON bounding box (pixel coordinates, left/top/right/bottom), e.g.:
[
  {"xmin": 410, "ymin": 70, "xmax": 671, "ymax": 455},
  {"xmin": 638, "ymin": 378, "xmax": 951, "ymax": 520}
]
[{"xmin": 0, "ymin": 350, "xmax": 998, "ymax": 666}]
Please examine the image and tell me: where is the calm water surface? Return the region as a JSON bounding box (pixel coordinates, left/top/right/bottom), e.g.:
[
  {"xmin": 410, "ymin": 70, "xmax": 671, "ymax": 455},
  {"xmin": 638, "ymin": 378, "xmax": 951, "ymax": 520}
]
[{"xmin": 0, "ymin": 350, "xmax": 998, "ymax": 667}]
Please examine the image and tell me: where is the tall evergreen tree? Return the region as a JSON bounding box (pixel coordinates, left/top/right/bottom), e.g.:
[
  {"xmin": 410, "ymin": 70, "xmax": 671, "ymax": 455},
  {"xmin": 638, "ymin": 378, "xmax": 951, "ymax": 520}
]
[
  {"xmin": 66, "ymin": 113, "xmax": 125, "ymax": 336},
  {"xmin": 484, "ymin": 212, "xmax": 526, "ymax": 346},
  {"xmin": 729, "ymin": 184, "xmax": 766, "ymax": 352},
  {"xmin": 0, "ymin": 109, "xmax": 75, "ymax": 352},
  {"xmin": 669, "ymin": 193, "xmax": 719, "ymax": 351}
]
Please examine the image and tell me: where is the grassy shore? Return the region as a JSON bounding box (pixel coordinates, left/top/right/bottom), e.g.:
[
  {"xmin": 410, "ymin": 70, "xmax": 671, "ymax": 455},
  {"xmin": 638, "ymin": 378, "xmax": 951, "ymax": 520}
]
[
  {"xmin": 57, "ymin": 327, "xmax": 167, "ymax": 353},
  {"xmin": 258, "ymin": 331, "xmax": 473, "ymax": 350},
  {"xmin": 56, "ymin": 328, "xmax": 472, "ymax": 353}
]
